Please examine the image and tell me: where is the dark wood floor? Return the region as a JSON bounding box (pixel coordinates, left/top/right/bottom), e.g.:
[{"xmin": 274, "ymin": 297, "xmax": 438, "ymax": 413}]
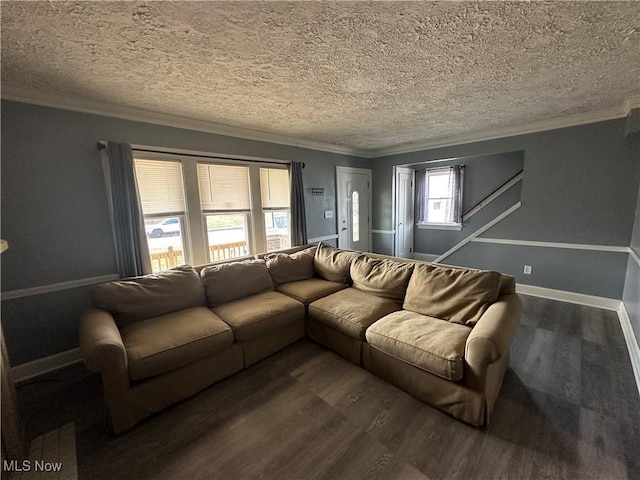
[{"xmin": 15, "ymin": 295, "xmax": 640, "ymax": 479}]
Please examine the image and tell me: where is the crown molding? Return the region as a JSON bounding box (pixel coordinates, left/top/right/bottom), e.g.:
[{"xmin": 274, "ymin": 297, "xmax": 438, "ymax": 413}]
[
  {"xmin": 371, "ymin": 95, "xmax": 640, "ymax": 158},
  {"xmin": 1, "ymin": 86, "xmax": 371, "ymax": 158},
  {"xmin": 3, "ymin": 86, "xmax": 638, "ymax": 160}
]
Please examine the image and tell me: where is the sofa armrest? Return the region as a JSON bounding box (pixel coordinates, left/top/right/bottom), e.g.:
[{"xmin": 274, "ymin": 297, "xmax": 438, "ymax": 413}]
[
  {"xmin": 79, "ymin": 308, "xmax": 129, "ymax": 398},
  {"xmin": 464, "ymin": 294, "xmax": 522, "ymax": 391}
]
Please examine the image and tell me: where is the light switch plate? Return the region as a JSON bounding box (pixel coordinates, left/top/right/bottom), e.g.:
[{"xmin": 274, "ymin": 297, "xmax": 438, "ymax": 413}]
[{"xmin": 324, "ymin": 210, "xmax": 333, "ymax": 219}]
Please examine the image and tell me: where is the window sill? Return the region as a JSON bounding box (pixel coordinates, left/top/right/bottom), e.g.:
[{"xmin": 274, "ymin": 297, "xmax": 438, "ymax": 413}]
[{"xmin": 416, "ymin": 223, "xmax": 462, "ymax": 231}]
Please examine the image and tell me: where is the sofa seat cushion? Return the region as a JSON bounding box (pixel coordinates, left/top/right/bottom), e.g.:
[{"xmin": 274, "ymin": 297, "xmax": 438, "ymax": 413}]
[
  {"xmin": 403, "ymin": 263, "xmax": 501, "ymax": 326},
  {"xmin": 308, "ymin": 288, "xmax": 401, "ymax": 340},
  {"xmin": 212, "ymin": 291, "xmax": 305, "ymax": 342},
  {"xmin": 365, "ymin": 310, "xmax": 472, "ymax": 381},
  {"xmin": 277, "ymin": 278, "xmax": 349, "ymax": 306},
  {"xmin": 120, "ymin": 306, "xmax": 233, "ymax": 381}
]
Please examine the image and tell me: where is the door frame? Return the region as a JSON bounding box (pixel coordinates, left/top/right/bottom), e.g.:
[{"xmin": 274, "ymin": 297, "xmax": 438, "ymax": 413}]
[
  {"xmin": 394, "ymin": 166, "xmax": 415, "ymax": 258},
  {"xmin": 336, "ymin": 166, "xmax": 372, "ymax": 252}
]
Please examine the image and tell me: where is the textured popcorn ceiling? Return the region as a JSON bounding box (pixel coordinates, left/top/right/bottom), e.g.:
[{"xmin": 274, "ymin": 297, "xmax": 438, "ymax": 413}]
[{"xmin": 2, "ymin": 1, "xmax": 639, "ymax": 154}]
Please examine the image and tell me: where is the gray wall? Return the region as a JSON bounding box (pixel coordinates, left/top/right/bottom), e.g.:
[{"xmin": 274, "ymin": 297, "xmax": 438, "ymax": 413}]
[
  {"xmin": 622, "ymin": 136, "xmax": 640, "ymax": 346},
  {"xmin": 0, "ymin": 100, "xmax": 368, "ymax": 365},
  {"xmin": 372, "ymin": 117, "xmax": 639, "ymax": 299}
]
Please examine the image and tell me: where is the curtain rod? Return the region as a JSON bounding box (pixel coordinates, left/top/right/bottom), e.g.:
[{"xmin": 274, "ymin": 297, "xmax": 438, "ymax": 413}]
[{"xmin": 97, "ymin": 142, "xmax": 305, "ymax": 168}]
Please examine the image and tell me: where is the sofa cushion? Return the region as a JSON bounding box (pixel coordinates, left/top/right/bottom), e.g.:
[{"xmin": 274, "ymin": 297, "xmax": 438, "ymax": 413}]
[
  {"xmin": 265, "ymin": 246, "xmax": 316, "ymax": 285},
  {"xmin": 91, "ymin": 266, "xmax": 205, "ymax": 326},
  {"xmin": 212, "ymin": 291, "xmax": 305, "ymax": 341},
  {"xmin": 276, "ymin": 278, "xmax": 349, "ymax": 306},
  {"xmin": 308, "ymin": 288, "xmax": 401, "ymax": 339},
  {"xmin": 120, "ymin": 306, "xmax": 234, "ymax": 380},
  {"xmin": 366, "ymin": 310, "xmax": 472, "ymax": 381},
  {"xmin": 403, "ymin": 264, "xmax": 501, "ymax": 326},
  {"xmin": 350, "ymin": 255, "xmax": 414, "ymax": 302},
  {"xmin": 202, "ymin": 259, "xmax": 274, "ymax": 308},
  {"xmin": 313, "ymin": 243, "xmax": 359, "ymax": 283}
]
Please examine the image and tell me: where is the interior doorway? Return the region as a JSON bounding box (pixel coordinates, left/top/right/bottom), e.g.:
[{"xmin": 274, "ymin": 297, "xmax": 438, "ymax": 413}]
[
  {"xmin": 336, "ymin": 166, "xmax": 371, "ymax": 252},
  {"xmin": 395, "ymin": 167, "xmax": 415, "ymax": 258}
]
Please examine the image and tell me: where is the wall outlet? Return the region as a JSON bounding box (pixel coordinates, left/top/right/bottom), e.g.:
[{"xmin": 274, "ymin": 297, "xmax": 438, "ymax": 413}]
[
  {"xmin": 523, "ymin": 265, "xmax": 532, "ymax": 275},
  {"xmin": 324, "ymin": 210, "xmax": 333, "ymax": 219}
]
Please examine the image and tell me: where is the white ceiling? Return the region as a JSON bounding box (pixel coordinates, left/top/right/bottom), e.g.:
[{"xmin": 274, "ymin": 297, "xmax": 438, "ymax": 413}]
[{"xmin": 2, "ymin": 1, "xmax": 639, "ymax": 157}]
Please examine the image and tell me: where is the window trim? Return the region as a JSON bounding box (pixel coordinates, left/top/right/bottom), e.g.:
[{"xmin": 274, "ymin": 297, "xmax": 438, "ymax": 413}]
[
  {"xmin": 416, "ymin": 164, "xmax": 464, "ymax": 228},
  {"xmin": 133, "ymin": 149, "xmax": 291, "ymax": 266}
]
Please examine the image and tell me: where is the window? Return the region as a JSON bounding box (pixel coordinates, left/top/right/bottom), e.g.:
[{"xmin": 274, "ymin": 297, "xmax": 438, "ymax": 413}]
[
  {"xmin": 133, "ymin": 152, "xmax": 293, "ymax": 270},
  {"xmin": 260, "ymin": 168, "xmax": 291, "ymax": 251},
  {"xmin": 134, "ymin": 159, "xmax": 188, "ymax": 272},
  {"xmin": 416, "ymin": 165, "xmax": 464, "ymax": 227},
  {"xmin": 352, "ymin": 190, "xmax": 360, "ymax": 242},
  {"xmin": 197, "ymin": 163, "xmax": 251, "ymax": 262}
]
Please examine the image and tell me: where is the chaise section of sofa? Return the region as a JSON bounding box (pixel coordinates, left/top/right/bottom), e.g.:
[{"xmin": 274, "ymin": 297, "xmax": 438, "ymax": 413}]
[
  {"xmin": 362, "ymin": 263, "xmax": 521, "ymax": 426},
  {"xmin": 80, "ymin": 266, "xmax": 244, "ymax": 434}
]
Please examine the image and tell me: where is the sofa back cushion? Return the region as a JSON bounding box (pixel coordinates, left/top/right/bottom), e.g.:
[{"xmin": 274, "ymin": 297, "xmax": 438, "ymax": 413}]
[
  {"xmin": 403, "ymin": 264, "xmax": 501, "ymax": 326},
  {"xmin": 313, "ymin": 244, "xmax": 359, "ymax": 283},
  {"xmin": 91, "ymin": 266, "xmax": 205, "ymax": 326},
  {"xmin": 350, "ymin": 255, "xmax": 414, "ymax": 302},
  {"xmin": 265, "ymin": 246, "xmax": 316, "ymax": 285},
  {"xmin": 202, "ymin": 259, "xmax": 274, "ymax": 307}
]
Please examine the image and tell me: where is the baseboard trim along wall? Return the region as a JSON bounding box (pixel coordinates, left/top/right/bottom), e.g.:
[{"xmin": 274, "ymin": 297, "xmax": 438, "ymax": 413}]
[
  {"xmin": 517, "ymin": 283, "xmax": 640, "ymax": 397},
  {"xmin": 618, "ymin": 304, "xmax": 640, "ymax": 398},
  {"xmin": 308, "ymin": 234, "xmax": 339, "ymax": 243},
  {"xmin": 515, "ymin": 284, "xmax": 622, "ymax": 311},
  {"xmin": 412, "ymin": 252, "xmax": 439, "ymax": 262},
  {"xmin": 11, "ymin": 348, "xmax": 82, "ymax": 384}
]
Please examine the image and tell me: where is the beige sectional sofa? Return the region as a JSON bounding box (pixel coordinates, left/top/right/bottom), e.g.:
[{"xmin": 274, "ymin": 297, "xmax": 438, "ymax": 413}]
[{"xmin": 80, "ymin": 243, "xmax": 521, "ymax": 433}]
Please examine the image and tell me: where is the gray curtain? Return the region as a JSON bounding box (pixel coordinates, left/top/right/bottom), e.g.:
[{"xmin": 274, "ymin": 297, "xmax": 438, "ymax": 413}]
[
  {"xmin": 450, "ymin": 165, "xmax": 464, "ymax": 224},
  {"xmin": 289, "ymin": 162, "xmax": 308, "ymax": 246},
  {"xmin": 415, "ymin": 169, "xmax": 427, "ymax": 223},
  {"xmin": 102, "ymin": 142, "xmax": 151, "ymax": 277}
]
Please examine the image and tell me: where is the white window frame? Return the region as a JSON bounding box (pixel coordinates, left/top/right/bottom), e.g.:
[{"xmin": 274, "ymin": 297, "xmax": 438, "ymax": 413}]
[
  {"xmin": 133, "ymin": 157, "xmax": 192, "ymax": 270},
  {"xmin": 132, "ymin": 149, "xmax": 290, "ymax": 266},
  {"xmin": 416, "ymin": 165, "xmax": 464, "ymax": 231},
  {"xmin": 260, "ymin": 166, "xmax": 292, "ymax": 253}
]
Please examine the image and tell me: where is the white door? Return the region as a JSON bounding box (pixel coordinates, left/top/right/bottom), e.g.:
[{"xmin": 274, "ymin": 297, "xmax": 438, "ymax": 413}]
[
  {"xmin": 337, "ymin": 167, "xmax": 371, "ymax": 252},
  {"xmin": 395, "ymin": 167, "xmax": 415, "ymax": 258}
]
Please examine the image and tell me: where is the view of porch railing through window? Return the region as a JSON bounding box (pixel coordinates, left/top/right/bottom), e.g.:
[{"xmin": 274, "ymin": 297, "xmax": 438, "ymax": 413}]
[{"xmin": 149, "ymin": 241, "xmax": 249, "ymax": 272}]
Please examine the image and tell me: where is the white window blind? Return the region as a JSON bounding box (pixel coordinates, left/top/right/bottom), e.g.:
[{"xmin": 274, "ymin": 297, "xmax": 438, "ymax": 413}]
[
  {"xmin": 134, "ymin": 159, "xmax": 186, "ymax": 215},
  {"xmin": 260, "ymin": 168, "xmax": 290, "ymax": 209},
  {"xmin": 197, "ymin": 163, "xmax": 251, "ymax": 212}
]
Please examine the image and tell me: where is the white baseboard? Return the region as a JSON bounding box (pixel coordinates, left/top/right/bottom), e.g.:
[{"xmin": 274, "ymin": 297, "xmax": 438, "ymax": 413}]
[
  {"xmin": 516, "ymin": 284, "xmax": 621, "ymax": 311},
  {"xmin": 11, "ymin": 348, "xmax": 82, "ymax": 384},
  {"xmin": 618, "ymin": 304, "xmax": 640, "ymax": 398},
  {"xmin": 308, "ymin": 234, "xmax": 338, "ymax": 243},
  {"xmin": 413, "ymin": 252, "xmax": 439, "ymax": 262}
]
